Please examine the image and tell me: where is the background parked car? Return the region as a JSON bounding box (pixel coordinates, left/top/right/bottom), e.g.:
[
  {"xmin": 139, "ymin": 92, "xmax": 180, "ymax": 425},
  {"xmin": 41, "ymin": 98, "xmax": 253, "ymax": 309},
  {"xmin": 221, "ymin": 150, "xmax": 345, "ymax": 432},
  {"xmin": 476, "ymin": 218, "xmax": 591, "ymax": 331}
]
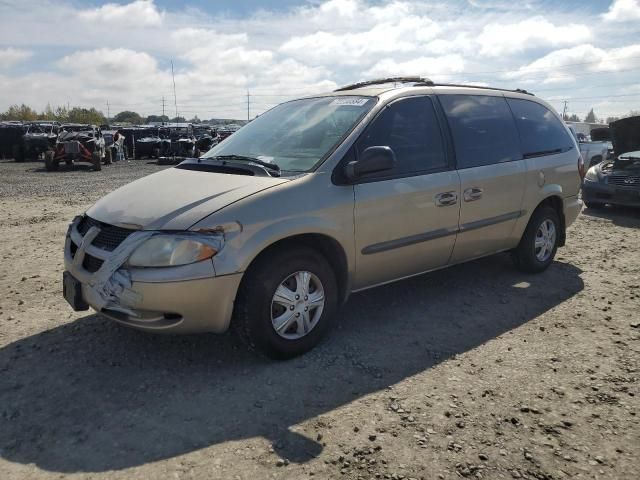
[
  {"xmin": 0, "ymin": 121, "xmax": 27, "ymax": 159},
  {"xmin": 13, "ymin": 121, "xmax": 60, "ymax": 162},
  {"xmin": 567, "ymin": 123, "xmax": 609, "ymax": 168}
]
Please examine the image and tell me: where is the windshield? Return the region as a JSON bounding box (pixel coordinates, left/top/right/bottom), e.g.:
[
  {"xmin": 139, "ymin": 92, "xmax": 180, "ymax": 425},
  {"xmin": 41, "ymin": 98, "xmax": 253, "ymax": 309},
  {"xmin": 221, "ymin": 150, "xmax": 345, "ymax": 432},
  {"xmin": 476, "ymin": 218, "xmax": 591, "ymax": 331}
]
[{"xmin": 202, "ymin": 96, "xmax": 376, "ymax": 172}]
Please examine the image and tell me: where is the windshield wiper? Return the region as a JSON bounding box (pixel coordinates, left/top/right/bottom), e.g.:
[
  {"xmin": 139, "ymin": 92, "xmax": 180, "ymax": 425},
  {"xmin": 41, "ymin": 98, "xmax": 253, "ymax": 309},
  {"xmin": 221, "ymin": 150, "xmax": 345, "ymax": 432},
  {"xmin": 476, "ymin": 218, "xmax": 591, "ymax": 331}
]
[{"xmin": 209, "ymin": 154, "xmax": 281, "ymax": 173}]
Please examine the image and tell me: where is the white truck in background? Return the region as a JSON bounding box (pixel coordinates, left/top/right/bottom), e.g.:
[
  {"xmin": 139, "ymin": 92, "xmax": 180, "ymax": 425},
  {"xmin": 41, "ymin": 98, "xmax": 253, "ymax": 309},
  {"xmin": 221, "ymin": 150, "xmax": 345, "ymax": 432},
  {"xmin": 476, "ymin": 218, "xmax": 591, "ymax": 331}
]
[{"xmin": 567, "ymin": 124, "xmax": 611, "ymax": 169}]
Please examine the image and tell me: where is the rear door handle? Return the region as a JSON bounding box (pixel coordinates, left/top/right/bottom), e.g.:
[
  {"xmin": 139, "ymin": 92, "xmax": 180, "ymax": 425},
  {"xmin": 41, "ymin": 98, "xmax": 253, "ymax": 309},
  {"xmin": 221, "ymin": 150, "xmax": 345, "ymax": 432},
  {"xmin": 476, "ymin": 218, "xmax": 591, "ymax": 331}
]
[
  {"xmin": 434, "ymin": 191, "xmax": 458, "ymax": 206},
  {"xmin": 463, "ymin": 187, "xmax": 484, "ymax": 202}
]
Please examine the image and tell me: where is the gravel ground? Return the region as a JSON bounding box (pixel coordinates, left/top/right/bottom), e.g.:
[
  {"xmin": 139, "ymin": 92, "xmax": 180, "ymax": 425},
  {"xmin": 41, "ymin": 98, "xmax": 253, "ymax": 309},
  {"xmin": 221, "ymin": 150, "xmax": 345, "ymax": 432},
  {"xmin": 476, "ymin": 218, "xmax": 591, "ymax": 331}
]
[{"xmin": 0, "ymin": 158, "xmax": 638, "ymax": 480}]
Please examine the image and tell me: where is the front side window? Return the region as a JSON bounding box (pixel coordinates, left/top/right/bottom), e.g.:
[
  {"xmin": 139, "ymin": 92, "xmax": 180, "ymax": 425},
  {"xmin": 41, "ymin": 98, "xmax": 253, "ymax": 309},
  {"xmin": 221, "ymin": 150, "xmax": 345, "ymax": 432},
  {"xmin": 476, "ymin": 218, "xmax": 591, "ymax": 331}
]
[
  {"xmin": 202, "ymin": 96, "xmax": 376, "ymax": 172},
  {"xmin": 439, "ymin": 94, "xmax": 522, "ymax": 169},
  {"xmin": 356, "ymin": 96, "xmax": 447, "ymax": 177},
  {"xmin": 507, "ymin": 98, "xmax": 574, "ymax": 157}
]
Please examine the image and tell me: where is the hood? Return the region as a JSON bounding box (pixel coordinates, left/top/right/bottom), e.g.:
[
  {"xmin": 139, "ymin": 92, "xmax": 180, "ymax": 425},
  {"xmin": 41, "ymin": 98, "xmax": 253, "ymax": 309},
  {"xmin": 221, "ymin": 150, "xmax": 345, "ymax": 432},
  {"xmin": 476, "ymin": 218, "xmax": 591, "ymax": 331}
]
[
  {"xmin": 610, "ymin": 116, "xmax": 640, "ymax": 156},
  {"xmin": 86, "ymin": 167, "xmax": 289, "ymax": 230}
]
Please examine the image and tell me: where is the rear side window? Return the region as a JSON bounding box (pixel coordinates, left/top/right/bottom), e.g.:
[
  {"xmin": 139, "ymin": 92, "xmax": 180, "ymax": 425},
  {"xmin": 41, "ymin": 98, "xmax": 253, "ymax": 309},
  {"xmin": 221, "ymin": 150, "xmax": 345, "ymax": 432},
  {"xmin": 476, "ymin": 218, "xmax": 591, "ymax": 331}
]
[
  {"xmin": 356, "ymin": 96, "xmax": 447, "ymax": 177},
  {"xmin": 507, "ymin": 98, "xmax": 574, "ymax": 157},
  {"xmin": 439, "ymin": 94, "xmax": 522, "ymax": 169}
]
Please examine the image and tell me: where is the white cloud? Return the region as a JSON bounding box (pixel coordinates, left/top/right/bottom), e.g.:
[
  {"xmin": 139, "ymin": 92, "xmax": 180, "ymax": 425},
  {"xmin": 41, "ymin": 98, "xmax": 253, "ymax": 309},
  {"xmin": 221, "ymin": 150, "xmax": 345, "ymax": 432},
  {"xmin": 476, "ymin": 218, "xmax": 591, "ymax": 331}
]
[
  {"xmin": 506, "ymin": 43, "xmax": 640, "ymax": 84},
  {"xmin": 0, "ymin": 0, "xmax": 638, "ymax": 119},
  {"xmin": 603, "ymin": 0, "xmax": 640, "ymax": 22},
  {"xmin": 477, "ymin": 16, "xmax": 591, "ymax": 57},
  {"xmin": 78, "ymin": 0, "xmax": 164, "ymax": 27},
  {"xmin": 0, "ymin": 48, "xmax": 32, "ymax": 69},
  {"xmin": 281, "ymin": 13, "xmax": 440, "ymax": 65},
  {"xmin": 364, "ymin": 55, "xmax": 465, "ymax": 80}
]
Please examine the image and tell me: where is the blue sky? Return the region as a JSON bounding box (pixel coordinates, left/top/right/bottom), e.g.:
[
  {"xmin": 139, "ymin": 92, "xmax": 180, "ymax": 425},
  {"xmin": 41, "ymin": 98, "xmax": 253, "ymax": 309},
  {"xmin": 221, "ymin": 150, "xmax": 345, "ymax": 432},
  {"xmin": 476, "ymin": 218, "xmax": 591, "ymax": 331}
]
[{"xmin": 0, "ymin": 0, "xmax": 639, "ymax": 120}]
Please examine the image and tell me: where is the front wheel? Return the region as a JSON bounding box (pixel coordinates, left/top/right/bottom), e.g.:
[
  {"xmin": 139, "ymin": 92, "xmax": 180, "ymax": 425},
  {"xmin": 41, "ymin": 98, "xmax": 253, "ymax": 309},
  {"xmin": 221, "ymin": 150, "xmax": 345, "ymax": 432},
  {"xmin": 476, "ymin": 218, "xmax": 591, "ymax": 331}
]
[
  {"xmin": 233, "ymin": 247, "xmax": 338, "ymax": 359},
  {"xmin": 512, "ymin": 206, "xmax": 560, "ymax": 273}
]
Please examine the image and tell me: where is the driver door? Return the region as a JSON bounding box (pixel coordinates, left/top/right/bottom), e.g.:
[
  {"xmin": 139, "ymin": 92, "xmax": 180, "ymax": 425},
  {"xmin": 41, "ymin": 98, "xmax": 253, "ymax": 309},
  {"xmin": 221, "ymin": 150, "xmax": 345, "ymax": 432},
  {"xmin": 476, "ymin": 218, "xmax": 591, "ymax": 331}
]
[{"xmin": 352, "ymin": 96, "xmax": 461, "ymax": 289}]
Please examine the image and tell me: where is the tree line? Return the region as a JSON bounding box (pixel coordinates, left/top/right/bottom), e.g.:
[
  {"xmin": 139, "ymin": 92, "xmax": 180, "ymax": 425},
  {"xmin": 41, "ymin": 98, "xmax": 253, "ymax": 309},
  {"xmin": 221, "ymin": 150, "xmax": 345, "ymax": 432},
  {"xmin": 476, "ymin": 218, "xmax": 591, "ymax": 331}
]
[
  {"xmin": 563, "ymin": 108, "xmax": 640, "ymax": 125},
  {"xmin": 0, "ymin": 104, "xmax": 236, "ymax": 125}
]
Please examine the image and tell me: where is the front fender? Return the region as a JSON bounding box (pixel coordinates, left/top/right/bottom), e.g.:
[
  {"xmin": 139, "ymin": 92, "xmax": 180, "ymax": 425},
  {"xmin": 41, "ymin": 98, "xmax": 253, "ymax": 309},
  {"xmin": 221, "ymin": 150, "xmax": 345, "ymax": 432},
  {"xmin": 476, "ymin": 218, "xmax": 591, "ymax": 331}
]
[{"xmin": 211, "ymin": 215, "xmax": 352, "ymax": 277}]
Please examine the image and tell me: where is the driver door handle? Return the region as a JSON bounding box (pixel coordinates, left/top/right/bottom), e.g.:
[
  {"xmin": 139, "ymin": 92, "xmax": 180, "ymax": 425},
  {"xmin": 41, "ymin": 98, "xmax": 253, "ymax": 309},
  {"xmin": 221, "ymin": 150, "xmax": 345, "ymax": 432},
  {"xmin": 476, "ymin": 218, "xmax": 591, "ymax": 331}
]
[
  {"xmin": 463, "ymin": 187, "xmax": 484, "ymax": 202},
  {"xmin": 434, "ymin": 191, "xmax": 458, "ymax": 206}
]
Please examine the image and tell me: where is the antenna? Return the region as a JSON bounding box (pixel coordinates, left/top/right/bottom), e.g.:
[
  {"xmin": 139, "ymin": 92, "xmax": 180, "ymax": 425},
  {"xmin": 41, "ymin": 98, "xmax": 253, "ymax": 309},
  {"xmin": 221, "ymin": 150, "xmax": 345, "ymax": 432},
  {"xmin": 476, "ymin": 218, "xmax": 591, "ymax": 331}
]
[{"xmin": 171, "ymin": 61, "xmax": 178, "ymax": 125}]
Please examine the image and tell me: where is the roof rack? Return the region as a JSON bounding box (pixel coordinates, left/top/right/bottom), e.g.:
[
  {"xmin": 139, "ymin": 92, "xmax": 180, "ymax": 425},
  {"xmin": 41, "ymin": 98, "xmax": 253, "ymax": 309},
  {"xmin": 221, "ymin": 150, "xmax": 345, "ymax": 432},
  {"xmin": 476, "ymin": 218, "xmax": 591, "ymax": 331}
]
[
  {"xmin": 334, "ymin": 77, "xmax": 434, "ymax": 92},
  {"xmin": 334, "ymin": 77, "xmax": 533, "ymax": 96},
  {"xmin": 422, "ymin": 82, "xmax": 534, "ymax": 96}
]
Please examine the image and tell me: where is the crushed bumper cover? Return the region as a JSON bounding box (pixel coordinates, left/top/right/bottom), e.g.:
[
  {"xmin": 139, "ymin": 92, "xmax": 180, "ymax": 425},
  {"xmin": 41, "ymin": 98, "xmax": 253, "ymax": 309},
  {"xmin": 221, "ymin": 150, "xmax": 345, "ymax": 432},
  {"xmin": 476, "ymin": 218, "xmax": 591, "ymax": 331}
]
[{"xmin": 64, "ymin": 217, "xmax": 242, "ymax": 333}]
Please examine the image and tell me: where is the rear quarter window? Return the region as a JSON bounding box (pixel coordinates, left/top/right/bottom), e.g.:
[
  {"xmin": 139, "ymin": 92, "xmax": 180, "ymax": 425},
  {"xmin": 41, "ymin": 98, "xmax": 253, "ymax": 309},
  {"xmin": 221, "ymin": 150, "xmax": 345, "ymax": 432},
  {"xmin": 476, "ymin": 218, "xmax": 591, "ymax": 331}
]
[
  {"xmin": 506, "ymin": 98, "xmax": 574, "ymax": 157},
  {"xmin": 439, "ymin": 94, "xmax": 522, "ymax": 169}
]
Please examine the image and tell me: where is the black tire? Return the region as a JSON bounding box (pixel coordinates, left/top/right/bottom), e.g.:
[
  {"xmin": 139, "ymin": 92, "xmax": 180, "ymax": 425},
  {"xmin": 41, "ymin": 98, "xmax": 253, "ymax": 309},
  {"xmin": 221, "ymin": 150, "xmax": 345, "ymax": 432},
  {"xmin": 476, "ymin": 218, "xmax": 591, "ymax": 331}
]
[
  {"xmin": 44, "ymin": 151, "xmax": 58, "ymax": 171},
  {"xmin": 91, "ymin": 151, "xmax": 102, "ymax": 171},
  {"xmin": 584, "ymin": 201, "xmax": 605, "ymax": 209},
  {"xmin": 512, "ymin": 206, "xmax": 560, "ymax": 273},
  {"xmin": 233, "ymin": 247, "xmax": 338, "ymax": 359},
  {"xmin": 152, "ymin": 147, "xmax": 160, "ymax": 159},
  {"xmin": 13, "ymin": 144, "xmax": 24, "ymax": 163}
]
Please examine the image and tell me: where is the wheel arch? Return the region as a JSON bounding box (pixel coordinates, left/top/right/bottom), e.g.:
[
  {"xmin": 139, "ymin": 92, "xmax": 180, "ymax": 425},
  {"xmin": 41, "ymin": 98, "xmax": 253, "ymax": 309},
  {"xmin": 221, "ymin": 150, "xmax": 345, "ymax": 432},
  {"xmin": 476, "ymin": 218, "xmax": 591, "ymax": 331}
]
[
  {"xmin": 532, "ymin": 195, "xmax": 566, "ymax": 247},
  {"xmin": 240, "ymin": 233, "xmax": 351, "ymax": 305}
]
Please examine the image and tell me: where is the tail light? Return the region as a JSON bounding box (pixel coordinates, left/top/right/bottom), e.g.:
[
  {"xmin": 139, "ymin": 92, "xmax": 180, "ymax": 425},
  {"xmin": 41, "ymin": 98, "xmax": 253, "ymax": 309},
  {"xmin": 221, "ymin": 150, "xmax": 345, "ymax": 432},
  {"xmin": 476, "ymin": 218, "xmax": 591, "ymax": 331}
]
[{"xmin": 578, "ymin": 154, "xmax": 585, "ymax": 180}]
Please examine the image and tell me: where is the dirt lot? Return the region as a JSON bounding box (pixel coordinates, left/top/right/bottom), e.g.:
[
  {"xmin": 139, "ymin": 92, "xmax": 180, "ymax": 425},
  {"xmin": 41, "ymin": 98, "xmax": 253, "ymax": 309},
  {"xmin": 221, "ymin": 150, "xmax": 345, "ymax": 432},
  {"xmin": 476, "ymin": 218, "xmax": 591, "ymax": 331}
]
[{"xmin": 0, "ymin": 158, "xmax": 638, "ymax": 480}]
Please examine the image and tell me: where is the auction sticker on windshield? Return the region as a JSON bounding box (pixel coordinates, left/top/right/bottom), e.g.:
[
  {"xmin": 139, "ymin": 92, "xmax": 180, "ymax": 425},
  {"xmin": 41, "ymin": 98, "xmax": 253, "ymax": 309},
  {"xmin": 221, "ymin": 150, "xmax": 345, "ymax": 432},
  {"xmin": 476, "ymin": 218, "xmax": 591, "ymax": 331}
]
[{"xmin": 330, "ymin": 98, "xmax": 370, "ymax": 107}]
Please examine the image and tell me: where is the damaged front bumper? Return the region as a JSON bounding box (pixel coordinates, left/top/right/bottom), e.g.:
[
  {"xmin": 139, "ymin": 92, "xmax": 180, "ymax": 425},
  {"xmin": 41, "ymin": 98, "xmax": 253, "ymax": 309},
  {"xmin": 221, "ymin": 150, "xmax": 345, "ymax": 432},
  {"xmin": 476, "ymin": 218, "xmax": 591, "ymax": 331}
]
[
  {"xmin": 63, "ymin": 217, "xmax": 242, "ymax": 333},
  {"xmin": 582, "ymin": 179, "xmax": 640, "ymax": 207}
]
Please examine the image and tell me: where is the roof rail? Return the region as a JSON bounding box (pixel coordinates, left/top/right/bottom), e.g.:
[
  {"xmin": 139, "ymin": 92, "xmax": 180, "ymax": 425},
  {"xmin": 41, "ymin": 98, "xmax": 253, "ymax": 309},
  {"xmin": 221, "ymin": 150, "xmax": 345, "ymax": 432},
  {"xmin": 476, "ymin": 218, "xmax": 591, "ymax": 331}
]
[
  {"xmin": 414, "ymin": 81, "xmax": 534, "ymax": 96},
  {"xmin": 334, "ymin": 77, "xmax": 434, "ymax": 92}
]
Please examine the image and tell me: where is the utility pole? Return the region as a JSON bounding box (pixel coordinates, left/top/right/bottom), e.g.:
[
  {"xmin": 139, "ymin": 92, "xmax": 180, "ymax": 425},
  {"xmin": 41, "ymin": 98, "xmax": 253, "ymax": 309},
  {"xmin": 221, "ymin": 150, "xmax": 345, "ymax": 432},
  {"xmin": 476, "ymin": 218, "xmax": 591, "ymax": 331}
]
[
  {"xmin": 247, "ymin": 90, "xmax": 250, "ymax": 122},
  {"xmin": 161, "ymin": 96, "xmax": 166, "ymax": 119},
  {"xmin": 171, "ymin": 61, "xmax": 178, "ymax": 124},
  {"xmin": 106, "ymin": 100, "xmax": 110, "ymax": 123},
  {"xmin": 562, "ymin": 100, "xmax": 568, "ymax": 120}
]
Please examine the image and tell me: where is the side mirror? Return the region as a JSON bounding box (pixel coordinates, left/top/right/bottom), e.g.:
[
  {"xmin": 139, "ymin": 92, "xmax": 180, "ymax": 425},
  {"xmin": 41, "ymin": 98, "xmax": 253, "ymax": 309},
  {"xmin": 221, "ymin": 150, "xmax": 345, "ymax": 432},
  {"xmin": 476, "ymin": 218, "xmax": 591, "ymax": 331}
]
[{"xmin": 344, "ymin": 146, "xmax": 396, "ymax": 181}]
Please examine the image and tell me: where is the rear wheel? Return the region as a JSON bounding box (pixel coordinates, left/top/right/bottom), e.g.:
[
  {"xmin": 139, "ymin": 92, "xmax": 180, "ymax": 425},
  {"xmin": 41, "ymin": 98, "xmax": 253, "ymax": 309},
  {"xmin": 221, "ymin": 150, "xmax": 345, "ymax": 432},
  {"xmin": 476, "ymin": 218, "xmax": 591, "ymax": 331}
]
[
  {"xmin": 233, "ymin": 247, "xmax": 338, "ymax": 359},
  {"xmin": 512, "ymin": 206, "xmax": 560, "ymax": 273},
  {"xmin": 91, "ymin": 151, "xmax": 102, "ymax": 171},
  {"xmin": 44, "ymin": 151, "xmax": 58, "ymax": 171}
]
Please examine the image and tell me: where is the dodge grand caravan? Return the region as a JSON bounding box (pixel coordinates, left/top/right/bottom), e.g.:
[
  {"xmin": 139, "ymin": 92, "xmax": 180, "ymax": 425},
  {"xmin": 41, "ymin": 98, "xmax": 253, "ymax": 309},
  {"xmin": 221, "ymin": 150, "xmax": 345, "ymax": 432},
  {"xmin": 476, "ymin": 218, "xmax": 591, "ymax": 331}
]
[{"xmin": 63, "ymin": 77, "xmax": 583, "ymax": 358}]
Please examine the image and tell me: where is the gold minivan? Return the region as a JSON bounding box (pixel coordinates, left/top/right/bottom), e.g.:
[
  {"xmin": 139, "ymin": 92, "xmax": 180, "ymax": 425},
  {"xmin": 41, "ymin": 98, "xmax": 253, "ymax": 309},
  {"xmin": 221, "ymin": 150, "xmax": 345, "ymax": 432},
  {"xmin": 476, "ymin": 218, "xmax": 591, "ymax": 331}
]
[{"xmin": 63, "ymin": 78, "xmax": 583, "ymax": 358}]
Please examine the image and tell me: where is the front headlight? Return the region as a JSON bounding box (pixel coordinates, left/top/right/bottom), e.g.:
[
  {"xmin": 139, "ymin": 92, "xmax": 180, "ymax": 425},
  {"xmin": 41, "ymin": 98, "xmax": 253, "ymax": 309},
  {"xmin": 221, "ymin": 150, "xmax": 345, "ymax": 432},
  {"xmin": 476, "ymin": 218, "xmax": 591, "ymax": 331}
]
[
  {"xmin": 584, "ymin": 167, "xmax": 599, "ymax": 182},
  {"xmin": 128, "ymin": 234, "xmax": 223, "ymax": 267}
]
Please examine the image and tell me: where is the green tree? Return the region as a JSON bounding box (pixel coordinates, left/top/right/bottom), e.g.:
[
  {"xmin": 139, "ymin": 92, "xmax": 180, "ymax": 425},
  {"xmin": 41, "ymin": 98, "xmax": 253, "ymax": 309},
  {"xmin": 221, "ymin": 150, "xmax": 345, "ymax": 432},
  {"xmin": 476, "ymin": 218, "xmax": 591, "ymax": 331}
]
[
  {"xmin": 169, "ymin": 116, "xmax": 186, "ymax": 123},
  {"xmin": 605, "ymin": 116, "xmax": 619, "ymax": 124},
  {"xmin": 146, "ymin": 114, "xmax": 169, "ymax": 123},
  {"xmin": 584, "ymin": 108, "xmax": 597, "ymax": 123},
  {"xmin": 0, "ymin": 104, "xmax": 39, "ymax": 121},
  {"xmin": 566, "ymin": 113, "xmax": 580, "ymax": 122},
  {"xmin": 67, "ymin": 107, "xmax": 106, "ymax": 124},
  {"xmin": 113, "ymin": 110, "xmax": 143, "ymax": 124}
]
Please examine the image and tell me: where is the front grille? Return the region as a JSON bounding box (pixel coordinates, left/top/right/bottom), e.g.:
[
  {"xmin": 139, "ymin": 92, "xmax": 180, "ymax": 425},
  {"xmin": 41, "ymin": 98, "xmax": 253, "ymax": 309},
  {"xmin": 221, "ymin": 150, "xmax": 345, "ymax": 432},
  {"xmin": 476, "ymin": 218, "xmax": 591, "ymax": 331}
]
[
  {"xmin": 83, "ymin": 254, "xmax": 104, "ymax": 273},
  {"xmin": 607, "ymin": 175, "xmax": 640, "ymax": 187},
  {"xmin": 77, "ymin": 216, "xmax": 135, "ymax": 251}
]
